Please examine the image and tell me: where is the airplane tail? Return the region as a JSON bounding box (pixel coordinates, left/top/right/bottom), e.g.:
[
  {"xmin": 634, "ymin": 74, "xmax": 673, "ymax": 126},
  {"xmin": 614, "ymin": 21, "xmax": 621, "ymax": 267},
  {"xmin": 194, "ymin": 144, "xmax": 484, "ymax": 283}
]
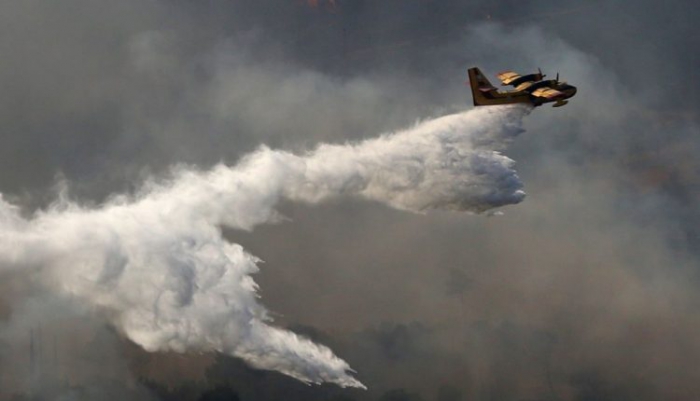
[{"xmin": 468, "ymin": 67, "xmax": 496, "ymax": 106}]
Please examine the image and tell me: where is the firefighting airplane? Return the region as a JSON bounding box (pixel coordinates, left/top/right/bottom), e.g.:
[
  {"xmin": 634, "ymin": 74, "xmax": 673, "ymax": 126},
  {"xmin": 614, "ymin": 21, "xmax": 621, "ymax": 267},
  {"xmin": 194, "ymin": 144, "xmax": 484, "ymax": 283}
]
[{"xmin": 468, "ymin": 67, "xmax": 577, "ymax": 108}]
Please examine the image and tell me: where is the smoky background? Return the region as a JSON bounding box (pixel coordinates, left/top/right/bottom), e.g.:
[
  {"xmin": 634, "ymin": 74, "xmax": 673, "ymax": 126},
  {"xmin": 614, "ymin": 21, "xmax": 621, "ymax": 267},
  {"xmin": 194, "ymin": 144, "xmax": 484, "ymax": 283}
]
[{"xmin": 0, "ymin": 1, "xmax": 699, "ymax": 400}]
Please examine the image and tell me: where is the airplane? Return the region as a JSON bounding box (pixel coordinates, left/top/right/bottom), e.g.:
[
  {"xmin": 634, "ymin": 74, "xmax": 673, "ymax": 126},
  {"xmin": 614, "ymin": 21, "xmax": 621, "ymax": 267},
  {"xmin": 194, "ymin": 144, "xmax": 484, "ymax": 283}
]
[{"xmin": 468, "ymin": 67, "xmax": 577, "ymax": 108}]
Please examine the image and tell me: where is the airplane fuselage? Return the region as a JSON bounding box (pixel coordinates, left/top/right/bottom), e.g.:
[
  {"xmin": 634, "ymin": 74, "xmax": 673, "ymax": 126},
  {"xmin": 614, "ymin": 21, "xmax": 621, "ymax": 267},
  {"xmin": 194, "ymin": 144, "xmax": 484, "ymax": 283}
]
[{"xmin": 468, "ymin": 67, "xmax": 577, "ymax": 108}]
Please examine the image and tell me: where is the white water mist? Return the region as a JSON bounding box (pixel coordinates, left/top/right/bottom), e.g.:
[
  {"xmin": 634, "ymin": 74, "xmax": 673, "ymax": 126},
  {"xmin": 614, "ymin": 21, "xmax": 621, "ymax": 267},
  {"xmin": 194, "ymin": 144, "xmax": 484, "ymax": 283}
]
[{"xmin": 0, "ymin": 105, "xmax": 529, "ymax": 388}]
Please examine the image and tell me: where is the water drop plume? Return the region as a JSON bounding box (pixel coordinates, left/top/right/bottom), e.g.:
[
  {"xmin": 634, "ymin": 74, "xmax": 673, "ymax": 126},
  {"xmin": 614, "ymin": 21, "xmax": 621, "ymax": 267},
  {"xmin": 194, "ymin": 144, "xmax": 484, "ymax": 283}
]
[{"xmin": 0, "ymin": 105, "xmax": 529, "ymax": 388}]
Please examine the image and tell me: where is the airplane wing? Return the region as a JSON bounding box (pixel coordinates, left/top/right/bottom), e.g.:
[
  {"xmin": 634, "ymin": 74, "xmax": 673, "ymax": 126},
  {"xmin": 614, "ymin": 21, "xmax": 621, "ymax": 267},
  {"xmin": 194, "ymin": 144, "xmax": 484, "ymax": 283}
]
[
  {"xmin": 497, "ymin": 71, "xmax": 522, "ymax": 86},
  {"xmin": 514, "ymin": 81, "xmax": 535, "ymax": 91},
  {"xmin": 531, "ymin": 87, "xmax": 564, "ymax": 99}
]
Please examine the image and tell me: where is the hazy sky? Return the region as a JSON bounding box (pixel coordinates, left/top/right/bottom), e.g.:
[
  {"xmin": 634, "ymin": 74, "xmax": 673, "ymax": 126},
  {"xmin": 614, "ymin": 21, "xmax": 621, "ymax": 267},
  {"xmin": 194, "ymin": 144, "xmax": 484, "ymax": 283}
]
[{"xmin": 0, "ymin": 1, "xmax": 699, "ymax": 400}]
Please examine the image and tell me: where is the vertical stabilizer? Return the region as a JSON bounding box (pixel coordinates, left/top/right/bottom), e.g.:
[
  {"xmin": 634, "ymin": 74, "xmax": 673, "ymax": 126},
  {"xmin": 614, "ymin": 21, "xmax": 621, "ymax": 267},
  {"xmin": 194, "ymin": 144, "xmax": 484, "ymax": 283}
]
[{"xmin": 468, "ymin": 67, "xmax": 496, "ymax": 106}]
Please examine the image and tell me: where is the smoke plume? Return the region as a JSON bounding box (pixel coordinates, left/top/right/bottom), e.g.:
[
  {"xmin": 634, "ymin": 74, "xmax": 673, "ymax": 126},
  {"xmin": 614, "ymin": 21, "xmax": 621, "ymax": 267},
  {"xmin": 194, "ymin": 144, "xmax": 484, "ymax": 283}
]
[{"xmin": 0, "ymin": 105, "xmax": 528, "ymax": 388}]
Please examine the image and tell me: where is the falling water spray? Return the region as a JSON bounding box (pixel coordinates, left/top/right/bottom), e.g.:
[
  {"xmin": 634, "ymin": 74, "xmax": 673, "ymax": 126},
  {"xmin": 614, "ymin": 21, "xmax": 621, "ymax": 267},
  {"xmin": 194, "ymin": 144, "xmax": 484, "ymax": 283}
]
[{"xmin": 0, "ymin": 105, "xmax": 529, "ymax": 388}]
